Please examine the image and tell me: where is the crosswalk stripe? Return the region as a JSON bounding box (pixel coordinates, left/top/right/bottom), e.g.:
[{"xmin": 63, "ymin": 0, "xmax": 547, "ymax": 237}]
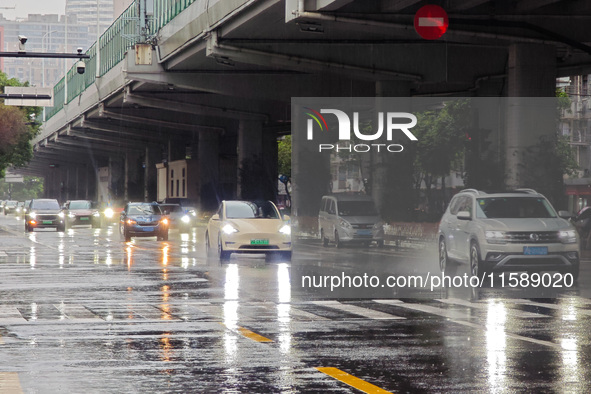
[
  {"xmin": 53, "ymin": 304, "xmax": 101, "ymax": 320},
  {"xmin": 311, "ymin": 301, "xmax": 405, "ymax": 320},
  {"xmin": 374, "ymin": 300, "xmax": 563, "ymax": 350},
  {"xmin": 436, "ymin": 298, "xmax": 550, "ymax": 318},
  {"xmin": 506, "ymin": 299, "xmax": 591, "ymax": 316}
]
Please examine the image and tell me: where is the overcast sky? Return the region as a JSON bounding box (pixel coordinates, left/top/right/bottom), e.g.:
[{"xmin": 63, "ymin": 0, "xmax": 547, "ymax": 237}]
[{"xmin": 0, "ymin": 0, "xmax": 66, "ymax": 20}]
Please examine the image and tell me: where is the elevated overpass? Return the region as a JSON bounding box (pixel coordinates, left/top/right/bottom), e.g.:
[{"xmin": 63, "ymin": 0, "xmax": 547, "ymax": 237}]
[{"xmin": 14, "ymin": 0, "xmax": 591, "ymax": 209}]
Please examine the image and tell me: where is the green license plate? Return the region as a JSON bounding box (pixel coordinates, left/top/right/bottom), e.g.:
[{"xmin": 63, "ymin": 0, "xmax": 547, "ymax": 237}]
[
  {"xmin": 250, "ymin": 239, "xmax": 269, "ymax": 245},
  {"xmin": 43, "ymin": 220, "xmax": 53, "ymax": 224},
  {"xmin": 80, "ymin": 217, "xmax": 89, "ymax": 221}
]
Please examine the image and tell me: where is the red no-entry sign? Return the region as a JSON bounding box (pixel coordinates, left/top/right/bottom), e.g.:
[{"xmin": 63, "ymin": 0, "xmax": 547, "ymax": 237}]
[{"xmin": 414, "ymin": 5, "xmax": 449, "ymax": 40}]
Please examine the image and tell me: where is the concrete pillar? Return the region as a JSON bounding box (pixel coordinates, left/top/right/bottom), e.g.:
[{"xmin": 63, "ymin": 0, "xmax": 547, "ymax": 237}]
[
  {"xmin": 199, "ymin": 130, "xmax": 220, "ymax": 210},
  {"xmin": 124, "ymin": 153, "xmax": 129, "ymax": 201},
  {"xmin": 373, "ymin": 81, "xmax": 414, "ymax": 220},
  {"xmin": 505, "ymin": 44, "xmax": 557, "ymax": 199},
  {"xmin": 237, "ymin": 119, "xmax": 263, "ymax": 199},
  {"xmin": 144, "ymin": 146, "xmax": 149, "ymax": 202}
]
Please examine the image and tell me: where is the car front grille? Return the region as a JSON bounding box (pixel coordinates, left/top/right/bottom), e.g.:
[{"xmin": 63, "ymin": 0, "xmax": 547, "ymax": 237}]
[
  {"xmin": 36, "ymin": 214, "xmax": 58, "ymax": 221},
  {"xmin": 352, "ymin": 224, "xmax": 373, "ymax": 229},
  {"xmin": 137, "ymin": 221, "xmax": 159, "ymax": 226},
  {"xmin": 505, "ymin": 231, "xmax": 560, "ymax": 244}
]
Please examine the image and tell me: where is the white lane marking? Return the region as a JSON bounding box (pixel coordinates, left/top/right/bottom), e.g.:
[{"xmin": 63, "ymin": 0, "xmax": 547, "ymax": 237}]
[
  {"xmin": 0, "ymin": 306, "xmax": 25, "ymax": 321},
  {"xmin": 418, "ymin": 17, "xmax": 444, "ymax": 27},
  {"xmin": 374, "ymin": 299, "xmax": 563, "ymax": 350},
  {"xmin": 53, "ymin": 304, "xmax": 101, "ymax": 320},
  {"xmin": 436, "ymin": 298, "xmax": 550, "ymax": 318},
  {"xmin": 507, "ymin": 299, "xmax": 591, "ymax": 316},
  {"xmin": 311, "ymin": 301, "xmax": 405, "ymax": 320}
]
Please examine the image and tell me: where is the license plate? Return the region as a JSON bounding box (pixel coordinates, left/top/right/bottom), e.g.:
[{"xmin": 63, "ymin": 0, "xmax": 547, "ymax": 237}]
[
  {"xmin": 251, "ymin": 239, "xmax": 269, "ymax": 245},
  {"xmin": 142, "ymin": 227, "xmax": 154, "ymax": 232},
  {"xmin": 357, "ymin": 229, "xmax": 372, "ymax": 236},
  {"xmin": 43, "ymin": 220, "xmax": 53, "ymax": 224},
  {"xmin": 524, "ymin": 246, "xmax": 547, "ymax": 255},
  {"xmin": 80, "ymin": 217, "xmax": 89, "ymax": 221}
]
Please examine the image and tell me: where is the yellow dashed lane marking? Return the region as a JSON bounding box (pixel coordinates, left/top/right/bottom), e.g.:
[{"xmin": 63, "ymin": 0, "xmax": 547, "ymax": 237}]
[
  {"xmin": 236, "ymin": 327, "xmax": 273, "ymax": 342},
  {"xmin": 0, "ymin": 372, "xmax": 24, "ymax": 393},
  {"xmin": 220, "ymin": 323, "xmax": 273, "ymax": 343},
  {"xmin": 316, "ymin": 367, "xmax": 393, "ymax": 393}
]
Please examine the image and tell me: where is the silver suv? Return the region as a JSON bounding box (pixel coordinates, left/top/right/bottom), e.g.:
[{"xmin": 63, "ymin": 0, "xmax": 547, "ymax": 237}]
[{"xmin": 438, "ymin": 189, "xmax": 580, "ymax": 279}]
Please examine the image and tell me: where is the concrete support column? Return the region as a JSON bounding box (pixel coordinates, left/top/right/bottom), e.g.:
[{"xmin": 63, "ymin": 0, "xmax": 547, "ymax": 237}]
[
  {"xmin": 237, "ymin": 119, "xmax": 263, "ymax": 199},
  {"xmin": 373, "ymin": 81, "xmax": 414, "ymax": 220},
  {"xmin": 124, "ymin": 153, "xmax": 129, "ymax": 202},
  {"xmin": 144, "ymin": 146, "xmax": 149, "ymax": 202},
  {"xmin": 199, "ymin": 130, "xmax": 220, "ymax": 210},
  {"xmin": 505, "ymin": 44, "xmax": 557, "ymax": 200}
]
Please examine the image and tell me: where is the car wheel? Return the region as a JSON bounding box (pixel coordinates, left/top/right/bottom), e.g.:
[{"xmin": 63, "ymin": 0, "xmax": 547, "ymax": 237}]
[
  {"xmin": 470, "ymin": 242, "xmax": 483, "ymax": 277},
  {"xmin": 218, "ymin": 234, "xmax": 230, "ymax": 261},
  {"xmin": 376, "ymin": 240, "xmax": 384, "ymax": 248},
  {"xmin": 439, "ymin": 237, "xmax": 449, "ymax": 273},
  {"xmin": 335, "ymin": 230, "xmax": 343, "ymax": 248},
  {"xmin": 280, "ymin": 251, "xmax": 292, "ymax": 260},
  {"xmin": 569, "ymin": 262, "xmax": 580, "ymax": 282},
  {"xmin": 320, "ymin": 229, "xmax": 328, "ymax": 247},
  {"xmin": 205, "ymin": 231, "xmax": 212, "ymax": 256},
  {"xmin": 57, "ymin": 224, "xmax": 65, "ymax": 232},
  {"xmin": 161, "ymin": 231, "xmax": 169, "ymax": 241}
]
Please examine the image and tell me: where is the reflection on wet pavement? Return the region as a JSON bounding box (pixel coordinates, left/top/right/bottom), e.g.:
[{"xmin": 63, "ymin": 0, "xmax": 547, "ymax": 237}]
[{"xmin": 0, "ymin": 218, "xmax": 589, "ymax": 392}]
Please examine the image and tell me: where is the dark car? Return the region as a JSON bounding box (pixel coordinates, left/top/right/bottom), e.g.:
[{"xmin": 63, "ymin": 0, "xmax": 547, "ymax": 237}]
[
  {"xmin": 25, "ymin": 199, "xmax": 65, "ymax": 232},
  {"xmin": 119, "ymin": 202, "xmax": 169, "ymax": 242},
  {"xmin": 63, "ymin": 200, "xmax": 101, "ymax": 228},
  {"xmin": 159, "ymin": 203, "xmax": 195, "ymax": 233}
]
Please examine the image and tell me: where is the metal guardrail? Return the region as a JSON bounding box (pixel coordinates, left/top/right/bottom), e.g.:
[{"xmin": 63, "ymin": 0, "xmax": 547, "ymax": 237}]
[{"xmin": 45, "ymin": 0, "xmax": 197, "ymax": 120}]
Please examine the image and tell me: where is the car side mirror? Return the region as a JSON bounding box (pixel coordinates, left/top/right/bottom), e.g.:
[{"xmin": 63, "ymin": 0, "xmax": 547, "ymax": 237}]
[
  {"xmin": 457, "ymin": 211, "xmax": 471, "ymax": 220},
  {"xmin": 212, "ymin": 214, "xmax": 220, "ymax": 221},
  {"xmin": 283, "ymin": 214, "xmax": 290, "ymax": 222},
  {"xmin": 558, "ymin": 210, "xmax": 572, "ymax": 219}
]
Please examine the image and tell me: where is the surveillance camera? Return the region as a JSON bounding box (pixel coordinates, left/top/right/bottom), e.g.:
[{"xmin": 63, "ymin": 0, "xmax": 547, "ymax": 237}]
[
  {"xmin": 17, "ymin": 35, "xmax": 27, "ymax": 52},
  {"xmin": 76, "ymin": 60, "xmax": 86, "ymax": 74},
  {"xmin": 77, "ymin": 47, "xmax": 83, "ymax": 54}
]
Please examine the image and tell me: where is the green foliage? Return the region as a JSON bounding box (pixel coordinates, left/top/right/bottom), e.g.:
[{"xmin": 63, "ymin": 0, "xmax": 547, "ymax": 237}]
[
  {"xmin": 0, "ymin": 71, "xmax": 41, "ymax": 178},
  {"xmin": 0, "ymin": 177, "xmax": 44, "ymax": 200},
  {"xmin": 278, "ymin": 135, "xmax": 291, "ymax": 178}
]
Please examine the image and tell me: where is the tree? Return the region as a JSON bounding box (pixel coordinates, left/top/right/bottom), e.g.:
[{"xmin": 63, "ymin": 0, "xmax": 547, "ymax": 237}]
[
  {"xmin": 278, "ymin": 135, "xmax": 291, "ymax": 178},
  {"xmin": 0, "ymin": 71, "xmax": 41, "ymax": 178}
]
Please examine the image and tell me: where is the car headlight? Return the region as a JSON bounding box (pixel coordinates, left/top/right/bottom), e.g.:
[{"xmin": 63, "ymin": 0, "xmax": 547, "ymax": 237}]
[
  {"xmin": 104, "ymin": 208, "xmax": 114, "ymax": 218},
  {"xmin": 126, "ymin": 219, "xmax": 137, "ymax": 225},
  {"xmin": 16, "ymin": 207, "xmax": 21, "ymax": 212},
  {"xmin": 279, "ymin": 224, "xmax": 291, "ymax": 235},
  {"xmin": 181, "ymin": 215, "xmax": 190, "ymax": 223},
  {"xmin": 485, "ymin": 230, "xmax": 507, "ymax": 244},
  {"xmin": 68, "ymin": 212, "xmax": 76, "ymax": 218},
  {"xmin": 29, "ymin": 212, "xmax": 37, "ymax": 219},
  {"xmin": 559, "ymin": 229, "xmax": 577, "ymax": 244},
  {"xmin": 58, "ymin": 212, "xmax": 65, "ymax": 218},
  {"xmin": 339, "ymin": 218, "xmax": 352, "ymax": 229},
  {"xmin": 161, "ymin": 218, "xmax": 169, "ymax": 226},
  {"xmin": 93, "ymin": 211, "xmax": 100, "ymax": 217},
  {"xmin": 222, "ymin": 224, "xmax": 238, "ymax": 234}
]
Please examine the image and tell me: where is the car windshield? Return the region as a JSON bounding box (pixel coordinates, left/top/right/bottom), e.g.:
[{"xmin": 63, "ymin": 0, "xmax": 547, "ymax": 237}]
[
  {"xmin": 69, "ymin": 201, "xmax": 92, "ymax": 209},
  {"xmin": 338, "ymin": 201, "xmax": 378, "ymax": 216},
  {"xmin": 161, "ymin": 205, "xmax": 182, "ymax": 214},
  {"xmin": 6, "ymin": 201, "xmax": 17, "ymax": 207},
  {"xmin": 128, "ymin": 204, "xmax": 161, "ymax": 215},
  {"xmin": 32, "ymin": 200, "xmax": 60, "ymax": 210},
  {"xmin": 225, "ymin": 201, "xmax": 279, "ymax": 219},
  {"xmin": 476, "ymin": 197, "xmax": 556, "ymax": 219}
]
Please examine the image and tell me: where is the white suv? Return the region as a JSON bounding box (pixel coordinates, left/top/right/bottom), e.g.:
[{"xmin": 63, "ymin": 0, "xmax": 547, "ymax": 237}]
[{"xmin": 438, "ymin": 189, "xmax": 580, "ymax": 279}]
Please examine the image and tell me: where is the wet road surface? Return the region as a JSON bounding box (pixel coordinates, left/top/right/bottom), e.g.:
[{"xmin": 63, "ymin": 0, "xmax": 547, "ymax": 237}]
[{"xmin": 0, "ymin": 214, "xmax": 590, "ymax": 393}]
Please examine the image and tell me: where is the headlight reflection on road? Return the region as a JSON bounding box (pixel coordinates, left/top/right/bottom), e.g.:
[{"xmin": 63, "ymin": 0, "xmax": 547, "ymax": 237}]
[
  {"xmin": 126, "ymin": 245, "xmax": 133, "ymax": 268},
  {"xmin": 162, "ymin": 244, "xmax": 169, "ymax": 266},
  {"xmin": 223, "ymin": 264, "xmax": 240, "ymax": 364},
  {"xmin": 277, "ymin": 263, "xmax": 291, "ymax": 355},
  {"xmin": 29, "ymin": 246, "xmax": 36, "ymax": 269},
  {"xmin": 486, "ymin": 300, "xmax": 507, "ymax": 392}
]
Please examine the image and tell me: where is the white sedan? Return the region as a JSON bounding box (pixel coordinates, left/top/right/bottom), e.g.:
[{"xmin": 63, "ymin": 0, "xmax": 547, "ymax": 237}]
[{"xmin": 205, "ymin": 200, "xmax": 291, "ymax": 261}]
